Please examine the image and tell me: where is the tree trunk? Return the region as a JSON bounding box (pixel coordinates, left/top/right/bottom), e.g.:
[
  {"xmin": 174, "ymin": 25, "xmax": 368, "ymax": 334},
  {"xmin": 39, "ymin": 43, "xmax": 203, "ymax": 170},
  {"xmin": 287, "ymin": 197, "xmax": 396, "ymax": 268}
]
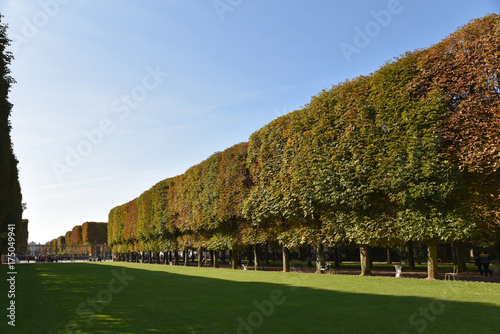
[
  {"xmin": 307, "ymin": 245, "xmax": 313, "ymax": 267},
  {"xmin": 451, "ymin": 244, "xmax": 457, "ymax": 265},
  {"xmin": 253, "ymin": 244, "xmax": 261, "ymax": 271},
  {"xmin": 416, "ymin": 243, "xmax": 422, "ymax": 265},
  {"xmin": 454, "ymin": 242, "xmax": 467, "ymax": 272},
  {"xmin": 247, "ymin": 248, "xmax": 253, "ymax": 266},
  {"xmin": 231, "ymin": 248, "xmax": 238, "ymax": 269},
  {"xmin": 265, "ymin": 243, "xmax": 270, "ymax": 265},
  {"xmin": 407, "ymin": 241, "xmax": 415, "ymax": 269},
  {"xmin": 198, "ymin": 248, "xmax": 203, "ymax": 267},
  {"xmin": 427, "ymin": 240, "xmax": 439, "ymax": 280},
  {"xmin": 282, "ymin": 245, "xmax": 290, "ymax": 272},
  {"xmin": 334, "ymin": 245, "xmax": 341, "ymax": 268},
  {"xmin": 156, "ymin": 252, "xmax": 160, "ymax": 264},
  {"xmin": 174, "ymin": 251, "xmax": 179, "ymax": 265},
  {"xmin": 213, "ymin": 251, "xmax": 220, "ymax": 268},
  {"xmin": 386, "ymin": 246, "xmax": 392, "ymax": 264},
  {"xmin": 183, "ymin": 247, "xmax": 188, "ymax": 266},
  {"xmin": 495, "ymin": 241, "xmax": 500, "ymax": 262},
  {"xmin": 359, "ymin": 245, "xmax": 372, "ymax": 276},
  {"xmin": 316, "ymin": 244, "xmax": 325, "ymax": 273}
]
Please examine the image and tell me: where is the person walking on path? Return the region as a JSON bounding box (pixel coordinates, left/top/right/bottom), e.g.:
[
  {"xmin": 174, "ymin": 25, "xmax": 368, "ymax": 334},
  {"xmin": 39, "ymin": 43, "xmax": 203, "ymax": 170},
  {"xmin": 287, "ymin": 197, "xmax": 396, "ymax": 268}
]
[{"xmin": 479, "ymin": 250, "xmax": 492, "ymax": 277}]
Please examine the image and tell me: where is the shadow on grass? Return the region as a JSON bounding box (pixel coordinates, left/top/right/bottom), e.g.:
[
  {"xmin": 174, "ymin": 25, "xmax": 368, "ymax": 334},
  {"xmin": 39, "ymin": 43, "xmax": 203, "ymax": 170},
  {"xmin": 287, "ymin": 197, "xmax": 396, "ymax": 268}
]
[{"xmin": 2, "ymin": 263, "xmax": 499, "ymax": 334}]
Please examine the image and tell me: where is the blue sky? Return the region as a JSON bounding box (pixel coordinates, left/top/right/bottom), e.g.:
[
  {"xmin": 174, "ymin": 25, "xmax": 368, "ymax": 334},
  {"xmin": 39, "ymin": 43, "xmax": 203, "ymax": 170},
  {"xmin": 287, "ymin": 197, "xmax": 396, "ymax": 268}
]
[{"xmin": 2, "ymin": 0, "xmax": 499, "ymax": 244}]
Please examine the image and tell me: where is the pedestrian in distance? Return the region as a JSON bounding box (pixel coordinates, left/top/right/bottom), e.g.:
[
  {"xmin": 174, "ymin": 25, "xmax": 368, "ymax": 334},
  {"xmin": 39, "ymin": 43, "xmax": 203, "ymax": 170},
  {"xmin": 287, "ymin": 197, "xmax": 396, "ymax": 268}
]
[{"xmin": 479, "ymin": 250, "xmax": 492, "ymax": 277}]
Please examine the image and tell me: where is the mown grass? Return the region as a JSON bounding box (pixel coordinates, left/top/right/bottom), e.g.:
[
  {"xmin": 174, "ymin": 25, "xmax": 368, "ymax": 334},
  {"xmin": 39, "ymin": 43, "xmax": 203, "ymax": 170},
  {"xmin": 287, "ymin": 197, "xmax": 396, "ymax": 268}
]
[{"xmin": 1, "ymin": 262, "xmax": 499, "ymax": 333}]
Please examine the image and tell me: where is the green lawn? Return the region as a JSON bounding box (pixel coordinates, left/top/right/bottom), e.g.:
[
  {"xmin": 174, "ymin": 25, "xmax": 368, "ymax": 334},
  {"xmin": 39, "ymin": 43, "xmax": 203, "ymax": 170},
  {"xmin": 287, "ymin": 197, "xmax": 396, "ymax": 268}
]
[{"xmin": 1, "ymin": 262, "xmax": 499, "ymax": 333}]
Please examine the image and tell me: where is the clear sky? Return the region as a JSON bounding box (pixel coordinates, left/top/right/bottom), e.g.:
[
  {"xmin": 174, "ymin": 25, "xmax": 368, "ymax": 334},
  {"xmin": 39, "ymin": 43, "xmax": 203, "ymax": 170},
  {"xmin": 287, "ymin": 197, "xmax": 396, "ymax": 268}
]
[{"xmin": 2, "ymin": 0, "xmax": 499, "ymax": 244}]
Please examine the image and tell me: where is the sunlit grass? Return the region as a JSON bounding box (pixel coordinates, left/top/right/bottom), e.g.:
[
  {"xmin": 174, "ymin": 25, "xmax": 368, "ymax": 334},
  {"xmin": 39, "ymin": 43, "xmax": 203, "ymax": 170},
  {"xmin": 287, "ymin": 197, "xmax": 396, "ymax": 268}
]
[{"xmin": 1, "ymin": 262, "xmax": 498, "ymax": 333}]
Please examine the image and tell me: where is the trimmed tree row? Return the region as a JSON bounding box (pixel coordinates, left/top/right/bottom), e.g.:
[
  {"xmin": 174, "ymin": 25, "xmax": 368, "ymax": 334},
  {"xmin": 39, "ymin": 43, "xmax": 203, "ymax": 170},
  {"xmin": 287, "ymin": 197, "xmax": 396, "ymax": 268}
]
[
  {"xmin": 108, "ymin": 15, "xmax": 500, "ymax": 279},
  {"xmin": 47, "ymin": 222, "xmax": 107, "ymax": 255}
]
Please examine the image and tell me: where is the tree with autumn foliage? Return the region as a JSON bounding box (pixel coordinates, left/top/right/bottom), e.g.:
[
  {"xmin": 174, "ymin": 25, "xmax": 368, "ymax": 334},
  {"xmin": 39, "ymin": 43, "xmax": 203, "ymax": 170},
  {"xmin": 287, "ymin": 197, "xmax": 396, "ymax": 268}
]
[
  {"xmin": 409, "ymin": 14, "xmax": 500, "ymax": 248},
  {"xmin": 82, "ymin": 222, "xmax": 107, "ymax": 245},
  {"xmin": 176, "ymin": 143, "xmax": 254, "ymax": 268},
  {"xmin": 214, "ymin": 143, "xmax": 256, "ymax": 269}
]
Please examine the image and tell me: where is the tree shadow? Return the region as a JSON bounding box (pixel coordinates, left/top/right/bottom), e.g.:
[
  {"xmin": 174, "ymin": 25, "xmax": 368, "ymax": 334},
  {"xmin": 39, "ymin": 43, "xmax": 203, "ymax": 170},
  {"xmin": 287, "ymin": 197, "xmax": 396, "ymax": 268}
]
[{"xmin": 11, "ymin": 263, "xmax": 500, "ymax": 334}]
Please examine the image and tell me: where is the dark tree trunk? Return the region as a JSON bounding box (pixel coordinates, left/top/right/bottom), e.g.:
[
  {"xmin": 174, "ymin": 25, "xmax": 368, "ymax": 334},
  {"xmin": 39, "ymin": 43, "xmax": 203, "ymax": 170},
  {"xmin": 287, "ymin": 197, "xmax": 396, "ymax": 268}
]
[
  {"xmin": 454, "ymin": 242, "xmax": 467, "ymax": 272},
  {"xmin": 307, "ymin": 245, "xmax": 313, "ymax": 267},
  {"xmin": 174, "ymin": 251, "xmax": 179, "ymax": 265},
  {"xmin": 416, "ymin": 243, "xmax": 423, "ymax": 265},
  {"xmin": 282, "ymin": 245, "xmax": 290, "ymax": 272},
  {"xmin": 334, "ymin": 245, "xmax": 341, "ymax": 268},
  {"xmin": 184, "ymin": 247, "xmax": 188, "ymax": 266},
  {"xmin": 407, "ymin": 241, "xmax": 415, "ymax": 269},
  {"xmin": 221, "ymin": 250, "xmax": 226, "ymax": 264},
  {"xmin": 247, "ymin": 247, "xmax": 253, "ymax": 266},
  {"xmin": 213, "ymin": 251, "xmax": 220, "ymax": 268},
  {"xmin": 495, "ymin": 241, "xmax": 500, "ymax": 263}
]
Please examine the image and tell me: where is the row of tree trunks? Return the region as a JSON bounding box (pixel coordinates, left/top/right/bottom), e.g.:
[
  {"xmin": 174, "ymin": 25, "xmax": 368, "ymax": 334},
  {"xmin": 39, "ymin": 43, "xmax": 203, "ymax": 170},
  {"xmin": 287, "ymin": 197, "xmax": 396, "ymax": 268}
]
[
  {"xmin": 114, "ymin": 241, "xmax": 447, "ymax": 279},
  {"xmin": 359, "ymin": 242, "xmax": 440, "ymax": 279}
]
